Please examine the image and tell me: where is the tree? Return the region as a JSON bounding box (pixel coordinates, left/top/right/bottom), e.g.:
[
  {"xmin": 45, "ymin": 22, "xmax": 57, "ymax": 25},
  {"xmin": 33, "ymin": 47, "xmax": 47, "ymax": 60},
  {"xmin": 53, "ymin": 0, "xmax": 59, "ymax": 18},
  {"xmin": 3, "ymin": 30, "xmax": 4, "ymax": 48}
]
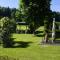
[
  {"xmin": 0, "ymin": 7, "xmax": 11, "ymax": 18},
  {"xmin": 11, "ymin": 8, "xmax": 16, "ymax": 19},
  {"xmin": 0, "ymin": 17, "xmax": 16, "ymax": 47},
  {"xmin": 19, "ymin": 0, "xmax": 52, "ymax": 34},
  {"xmin": 15, "ymin": 10, "xmax": 22, "ymax": 22},
  {"xmin": 0, "ymin": 6, "xmax": 17, "ymax": 19}
]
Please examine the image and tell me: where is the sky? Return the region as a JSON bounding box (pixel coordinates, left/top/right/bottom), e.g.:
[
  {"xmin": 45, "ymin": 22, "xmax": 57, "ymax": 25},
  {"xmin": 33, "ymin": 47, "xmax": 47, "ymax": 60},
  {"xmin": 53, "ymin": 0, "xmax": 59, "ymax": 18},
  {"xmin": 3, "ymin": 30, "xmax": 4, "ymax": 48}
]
[
  {"xmin": 0, "ymin": 0, "xmax": 19, "ymax": 8},
  {"xmin": 0, "ymin": 0, "xmax": 60, "ymax": 12},
  {"xmin": 51, "ymin": 0, "xmax": 60, "ymax": 12}
]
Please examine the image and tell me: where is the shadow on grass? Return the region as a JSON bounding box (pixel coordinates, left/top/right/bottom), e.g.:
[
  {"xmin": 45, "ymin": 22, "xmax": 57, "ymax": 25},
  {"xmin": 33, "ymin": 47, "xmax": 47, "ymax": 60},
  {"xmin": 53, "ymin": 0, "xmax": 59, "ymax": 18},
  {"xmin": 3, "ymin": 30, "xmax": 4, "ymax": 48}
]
[
  {"xmin": 41, "ymin": 40, "xmax": 60, "ymax": 45},
  {"xmin": 12, "ymin": 41, "xmax": 33, "ymax": 48},
  {"xmin": 35, "ymin": 31, "xmax": 44, "ymax": 37},
  {"xmin": 3, "ymin": 40, "xmax": 33, "ymax": 48},
  {"xmin": 35, "ymin": 31, "xmax": 43, "ymax": 34},
  {"xmin": 35, "ymin": 34, "xmax": 44, "ymax": 37},
  {"xmin": 54, "ymin": 40, "xmax": 60, "ymax": 44},
  {"xmin": 2, "ymin": 36, "xmax": 33, "ymax": 48}
]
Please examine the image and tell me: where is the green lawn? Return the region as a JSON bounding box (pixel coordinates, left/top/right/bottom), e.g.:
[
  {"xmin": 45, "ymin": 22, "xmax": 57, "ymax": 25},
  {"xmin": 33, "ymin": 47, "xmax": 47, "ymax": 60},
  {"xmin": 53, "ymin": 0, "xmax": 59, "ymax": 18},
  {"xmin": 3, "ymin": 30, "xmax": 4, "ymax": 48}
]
[
  {"xmin": 17, "ymin": 25, "xmax": 29, "ymax": 30},
  {"xmin": 0, "ymin": 26, "xmax": 60, "ymax": 60}
]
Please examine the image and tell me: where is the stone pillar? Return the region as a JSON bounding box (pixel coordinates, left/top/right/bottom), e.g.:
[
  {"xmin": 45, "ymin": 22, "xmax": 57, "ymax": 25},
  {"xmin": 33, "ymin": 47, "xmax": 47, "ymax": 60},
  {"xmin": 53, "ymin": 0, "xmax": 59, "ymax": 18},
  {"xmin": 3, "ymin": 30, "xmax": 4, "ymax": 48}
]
[{"xmin": 52, "ymin": 18, "xmax": 55, "ymax": 43}]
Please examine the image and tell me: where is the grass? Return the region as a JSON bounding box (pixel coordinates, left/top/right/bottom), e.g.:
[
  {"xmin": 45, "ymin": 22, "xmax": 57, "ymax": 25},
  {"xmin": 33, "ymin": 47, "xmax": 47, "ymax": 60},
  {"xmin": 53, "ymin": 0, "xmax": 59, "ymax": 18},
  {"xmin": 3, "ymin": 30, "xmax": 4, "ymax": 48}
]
[
  {"xmin": 0, "ymin": 26, "xmax": 60, "ymax": 60},
  {"xmin": 17, "ymin": 25, "xmax": 29, "ymax": 30}
]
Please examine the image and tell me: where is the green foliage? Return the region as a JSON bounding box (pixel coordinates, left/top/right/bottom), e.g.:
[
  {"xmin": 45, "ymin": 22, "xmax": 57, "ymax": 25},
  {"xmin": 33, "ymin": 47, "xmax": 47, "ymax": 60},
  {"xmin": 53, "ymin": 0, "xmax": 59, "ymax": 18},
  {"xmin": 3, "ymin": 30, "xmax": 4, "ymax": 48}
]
[
  {"xmin": 19, "ymin": 0, "xmax": 52, "ymax": 33},
  {"xmin": 0, "ymin": 6, "xmax": 17, "ymax": 19},
  {"xmin": 15, "ymin": 10, "xmax": 22, "ymax": 22},
  {"xmin": 0, "ymin": 7, "xmax": 11, "ymax": 17},
  {"xmin": 0, "ymin": 17, "xmax": 16, "ymax": 47},
  {"xmin": 11, "ymin": 8, "xmax": 16, "ymax": 19}
]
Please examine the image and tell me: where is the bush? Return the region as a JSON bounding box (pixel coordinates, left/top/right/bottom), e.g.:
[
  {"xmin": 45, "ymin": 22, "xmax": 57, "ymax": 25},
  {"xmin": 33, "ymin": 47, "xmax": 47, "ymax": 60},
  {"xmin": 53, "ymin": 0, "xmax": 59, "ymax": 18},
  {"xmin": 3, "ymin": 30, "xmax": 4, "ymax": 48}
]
[{"xmin": 0, "ymin": 17, "xmax": 16, "ymax": 47}]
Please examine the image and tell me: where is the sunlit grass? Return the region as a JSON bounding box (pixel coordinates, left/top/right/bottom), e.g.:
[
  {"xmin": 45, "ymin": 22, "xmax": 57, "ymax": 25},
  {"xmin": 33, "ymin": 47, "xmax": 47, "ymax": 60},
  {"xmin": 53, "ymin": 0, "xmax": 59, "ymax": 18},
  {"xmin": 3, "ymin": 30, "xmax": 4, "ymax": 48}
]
[
  {"xmin": 17, "ymin": 25, "xmax": 29, "ymax": 30},
  {"xmin": 0, "ymin": 26, "xmax": 60, "ymax": 60}
]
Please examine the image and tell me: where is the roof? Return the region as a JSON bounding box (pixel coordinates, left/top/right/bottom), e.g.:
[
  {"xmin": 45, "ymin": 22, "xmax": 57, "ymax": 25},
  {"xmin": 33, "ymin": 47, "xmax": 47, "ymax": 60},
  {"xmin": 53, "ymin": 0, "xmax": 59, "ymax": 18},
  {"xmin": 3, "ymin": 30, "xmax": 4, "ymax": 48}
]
[{"xmin": 16, "ymin": 22, "xmax": 28, "ymax": 25}]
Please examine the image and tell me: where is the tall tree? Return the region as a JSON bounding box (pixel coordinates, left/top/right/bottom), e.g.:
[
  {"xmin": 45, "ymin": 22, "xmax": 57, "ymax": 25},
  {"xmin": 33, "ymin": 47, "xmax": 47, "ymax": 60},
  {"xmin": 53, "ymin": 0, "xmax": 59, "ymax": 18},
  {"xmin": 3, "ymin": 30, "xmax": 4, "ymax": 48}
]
[{"xmin": 19, "ymin": 0, "xmax": 51, "ymax": 34}]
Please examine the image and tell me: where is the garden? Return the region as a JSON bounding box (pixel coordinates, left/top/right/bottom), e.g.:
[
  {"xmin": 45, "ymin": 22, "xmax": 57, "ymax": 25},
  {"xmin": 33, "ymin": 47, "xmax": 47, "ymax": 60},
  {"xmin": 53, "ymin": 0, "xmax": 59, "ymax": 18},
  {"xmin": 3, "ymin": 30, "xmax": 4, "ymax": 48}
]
[{"xmin": 0, "ymin": 0, "xmax": 60, "ymax": 60}]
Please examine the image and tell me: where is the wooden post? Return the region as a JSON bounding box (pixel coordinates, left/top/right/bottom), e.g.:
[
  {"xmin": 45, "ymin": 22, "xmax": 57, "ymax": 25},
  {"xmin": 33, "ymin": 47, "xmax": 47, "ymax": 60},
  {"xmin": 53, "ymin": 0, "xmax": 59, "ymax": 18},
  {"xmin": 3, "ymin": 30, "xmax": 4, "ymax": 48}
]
[{"xmin": 52, "ymin": 18, "xmax": 55, "ymax": 43}]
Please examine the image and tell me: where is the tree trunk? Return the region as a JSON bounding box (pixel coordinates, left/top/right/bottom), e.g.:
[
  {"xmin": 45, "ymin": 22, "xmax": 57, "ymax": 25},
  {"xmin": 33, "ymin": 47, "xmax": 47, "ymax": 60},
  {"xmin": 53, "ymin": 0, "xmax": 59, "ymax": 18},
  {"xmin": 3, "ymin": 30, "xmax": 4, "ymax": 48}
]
[{"xmin": 44, "ymin": 32, "xmax": 49, "ymax": 43}]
